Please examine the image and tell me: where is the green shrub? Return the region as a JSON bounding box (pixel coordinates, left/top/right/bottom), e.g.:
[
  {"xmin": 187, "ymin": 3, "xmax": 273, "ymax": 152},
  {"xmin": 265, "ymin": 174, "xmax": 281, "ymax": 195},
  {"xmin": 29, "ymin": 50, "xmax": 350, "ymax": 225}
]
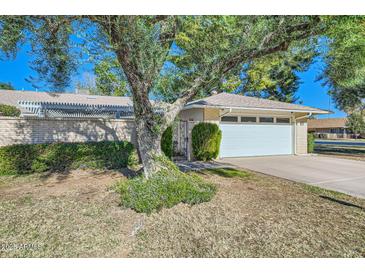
[
  {"xmin": 307, "ymin": 133, "xmax": 315, "ymax": 153},
  {"xmin": 192, "ymin": 122, "xmax": 222, "ymax": 161},
  {"xmin": 161, "ymin": 126, "xmax": 173, "ymax": 159},
  {"xmin": 116, "ymin": 158, "xmax": 216, "ymax": 213},
  {"xmin": 0, "ymin": 141, "xmax": 138, "ymax": 175},
  {"xmin": 0, "ymin": 104, "xmax": 21, "ymax": 117}
]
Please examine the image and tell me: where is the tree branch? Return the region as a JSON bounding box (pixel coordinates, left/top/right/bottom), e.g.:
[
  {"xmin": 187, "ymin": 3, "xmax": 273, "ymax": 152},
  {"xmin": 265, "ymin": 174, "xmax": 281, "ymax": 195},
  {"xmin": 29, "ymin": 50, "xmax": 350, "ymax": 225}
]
[
  {"xmin": 161, "ymin": 76, "xmax": 205, "ymax": 128},
  {"xmin": 162, "ymin": 16, "xmax": 322, "ymax": 128}
]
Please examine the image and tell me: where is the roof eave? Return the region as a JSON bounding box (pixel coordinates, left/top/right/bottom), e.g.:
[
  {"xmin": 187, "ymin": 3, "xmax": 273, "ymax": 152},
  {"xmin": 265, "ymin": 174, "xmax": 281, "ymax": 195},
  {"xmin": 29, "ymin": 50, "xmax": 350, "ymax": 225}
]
[{"xmin": 183, "ymin": 104, "xmax": 330, "ymax": 114}]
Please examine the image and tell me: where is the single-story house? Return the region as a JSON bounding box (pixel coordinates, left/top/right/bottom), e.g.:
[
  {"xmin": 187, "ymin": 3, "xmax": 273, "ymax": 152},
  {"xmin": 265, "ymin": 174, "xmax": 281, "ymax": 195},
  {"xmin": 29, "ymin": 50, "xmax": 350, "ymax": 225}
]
[
  {"xmin": 179, "ymin": 93, "xmax": 328, "ymax": 157},
  {"xmin": 308, "ymin": 118, "xmax": 352, "ymax": 139},
  {"xmin": 0, "ymin": 89, "xmax": 329, "ymax": 158}
]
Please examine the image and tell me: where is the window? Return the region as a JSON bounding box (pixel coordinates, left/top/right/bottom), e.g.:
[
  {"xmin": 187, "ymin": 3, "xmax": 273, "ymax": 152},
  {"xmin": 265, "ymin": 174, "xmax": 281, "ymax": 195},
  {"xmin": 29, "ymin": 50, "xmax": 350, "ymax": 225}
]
[
  {"xmin": 259, "ymin": 117, "xmax": 274, "ymax": 123},
  {"xmin": 276, "ymin": 118, "xmax": 290, "ymax": 124},
  {"xmin": 221, "ymin": 116, "xmax": 238, "ymax": 122},
  {"xmin": 241, "ymin": 116, "xmax": 257, "ymax": 123}
]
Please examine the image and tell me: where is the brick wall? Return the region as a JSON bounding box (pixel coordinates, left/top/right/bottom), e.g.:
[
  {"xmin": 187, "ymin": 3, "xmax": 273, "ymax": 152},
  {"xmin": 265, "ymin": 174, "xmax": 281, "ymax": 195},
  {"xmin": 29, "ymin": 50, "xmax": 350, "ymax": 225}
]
[{"xmin": 0, "ymin": 117, "xmax": 137, "ymax": 147}]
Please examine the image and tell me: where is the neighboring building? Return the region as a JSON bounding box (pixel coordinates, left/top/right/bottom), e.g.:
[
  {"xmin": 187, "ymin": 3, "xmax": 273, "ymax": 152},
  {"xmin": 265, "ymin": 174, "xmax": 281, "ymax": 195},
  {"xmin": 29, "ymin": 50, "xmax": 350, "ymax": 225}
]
[
  {"xmin": 307, "ymin": 118, "xmax": 353, "ymax": 139},
  {"xmin": 0, "ymin": 90, "xmax": 329, "ymax": 158}
]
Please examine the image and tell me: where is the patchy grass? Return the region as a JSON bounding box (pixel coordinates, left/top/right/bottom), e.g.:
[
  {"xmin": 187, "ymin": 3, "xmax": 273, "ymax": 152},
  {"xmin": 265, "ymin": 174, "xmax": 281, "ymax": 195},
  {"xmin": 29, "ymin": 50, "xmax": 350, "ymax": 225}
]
[
  {"xmin": 0, "ymin": 167, "xmax": 364, "ymax": 257},
  {"xmin": 202, "ymin": 168, "xmax": 250, "ymax": 179},
  {"xmin": 130, "ymin": 169, "xmax": 365, "ymax": 258}
]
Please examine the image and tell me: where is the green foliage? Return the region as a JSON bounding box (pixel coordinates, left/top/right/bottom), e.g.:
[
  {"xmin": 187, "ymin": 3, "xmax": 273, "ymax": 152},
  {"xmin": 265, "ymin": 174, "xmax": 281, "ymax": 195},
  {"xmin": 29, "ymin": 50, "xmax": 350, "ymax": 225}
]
[
  {"xmin": 161, "ymin": 126, "xmax": 173, "ymax": 159},
  {"xmin": 116, "ymin": 159, "xmax": 216, "ymax": 213},
  {"xmin": 236, "ymin": 44, "xmax": 315, "ymax": 103},
  {"xmin": 0, "ymin": 82, "xmax": 14, "ymax": 90},
  {"xmin": 0, "ymin": 141, "xmax": 137, "ymax": 175},
  {"xmin": 0, "ymin": 104, "xmax": 20, "ymax": 117},
  {"xmin": 0, "ymin": 15, "xmax": 324, "ymax": 177},
  {"xmin": 192, "ymin": 123, "xmax": 222, "ymax": 161},
  {"xmin": 1, "ymin": 16, "xmax": 322, "ymax": 98},
  {"xmin": 319, "ymin": 16, "xmax": 365, "ymax": 111},
  {"xmin": 307, "ymin": 133, "xmax": 315, "ymax": 153},
  {"xmin": 93, "ymin": 58, "xmax": 129, "ymax": 96},
  {"xmin": 346, "ymin": 112, "xmax": 365, "ymax": 137}
]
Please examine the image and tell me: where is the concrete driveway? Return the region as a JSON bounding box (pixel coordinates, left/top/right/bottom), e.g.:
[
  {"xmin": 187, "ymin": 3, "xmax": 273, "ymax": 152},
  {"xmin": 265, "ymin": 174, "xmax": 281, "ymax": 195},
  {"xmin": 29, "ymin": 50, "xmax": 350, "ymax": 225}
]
[{"xmin": 219, "ymin": 155, "xmax": 365, "ymax": 199}]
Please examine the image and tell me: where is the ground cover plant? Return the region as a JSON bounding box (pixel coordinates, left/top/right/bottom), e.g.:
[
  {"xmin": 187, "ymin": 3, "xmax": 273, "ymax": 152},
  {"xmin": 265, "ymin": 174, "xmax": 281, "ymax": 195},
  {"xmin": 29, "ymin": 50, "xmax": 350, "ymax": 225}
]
[{"xmin": 116, "ymin": 157, "xmax": 216, "ymax": 213}]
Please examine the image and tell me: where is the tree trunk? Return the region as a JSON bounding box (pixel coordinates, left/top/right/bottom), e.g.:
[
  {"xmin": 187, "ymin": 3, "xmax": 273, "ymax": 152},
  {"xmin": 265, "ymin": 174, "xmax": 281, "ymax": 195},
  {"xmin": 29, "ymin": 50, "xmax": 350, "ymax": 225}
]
[{"xmin": 135, "ymin": 117, "xmax": 165, "ymax": 178}]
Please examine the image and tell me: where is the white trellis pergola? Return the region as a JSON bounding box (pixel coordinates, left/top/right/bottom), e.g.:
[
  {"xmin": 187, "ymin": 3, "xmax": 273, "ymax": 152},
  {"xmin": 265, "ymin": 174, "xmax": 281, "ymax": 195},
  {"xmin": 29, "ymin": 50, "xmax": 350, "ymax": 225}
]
[{"xmin": 17, "ymin": 100, "xmax": 134, "ymax": 118}]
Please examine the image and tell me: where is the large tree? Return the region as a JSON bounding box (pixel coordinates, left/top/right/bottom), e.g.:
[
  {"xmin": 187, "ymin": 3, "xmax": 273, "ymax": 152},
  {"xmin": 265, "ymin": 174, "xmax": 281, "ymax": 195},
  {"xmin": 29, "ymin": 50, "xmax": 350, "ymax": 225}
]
[
  {"xmin": 0, "ymin": 16, "xmax": 321, "ymax": 177},
  {"xmin": 219, "ymin": 43, "xmax": 316, "ymax": 103},
  {"xmin": 346, "ymin": 112, "xmax": 365, "ymax": 138},
  {"xmin": 319, "ymin": 16, "xmax": 365, "ymax": 112}
]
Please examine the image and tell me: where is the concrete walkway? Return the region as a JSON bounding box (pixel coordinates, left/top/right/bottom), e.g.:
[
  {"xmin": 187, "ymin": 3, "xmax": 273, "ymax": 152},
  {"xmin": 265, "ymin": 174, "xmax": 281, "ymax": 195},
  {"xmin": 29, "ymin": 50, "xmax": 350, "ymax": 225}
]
[{"xmin": 218, "ymin": 155, "xmax": 365, "ymax": 199}]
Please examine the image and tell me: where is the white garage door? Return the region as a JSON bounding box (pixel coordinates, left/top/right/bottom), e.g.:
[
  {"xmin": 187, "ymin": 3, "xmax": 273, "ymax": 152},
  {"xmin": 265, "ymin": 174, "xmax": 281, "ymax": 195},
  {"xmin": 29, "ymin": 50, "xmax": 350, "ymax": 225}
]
[{"xmin": 220, "ymin": 123, "xmax": 293, "ymax": 157}]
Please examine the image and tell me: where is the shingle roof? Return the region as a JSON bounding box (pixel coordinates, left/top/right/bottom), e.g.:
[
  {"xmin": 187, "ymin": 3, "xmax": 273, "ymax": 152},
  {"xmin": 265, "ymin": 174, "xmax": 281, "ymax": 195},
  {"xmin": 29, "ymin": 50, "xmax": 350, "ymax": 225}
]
[
  {"xmin": 185, "ymin": 92, "xmax": 329, "ymax": 113},
  {"xmin": 308, "ymin": 118, "xmax": 348, "ymax": 129}
]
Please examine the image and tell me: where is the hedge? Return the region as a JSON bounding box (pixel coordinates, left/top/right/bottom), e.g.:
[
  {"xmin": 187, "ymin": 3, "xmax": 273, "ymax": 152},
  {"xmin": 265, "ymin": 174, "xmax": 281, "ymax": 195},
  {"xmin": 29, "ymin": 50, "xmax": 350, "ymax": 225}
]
[
  {"xmin": 0, "ymin": 141, "xmax": 138, "ymax": 175},
  {"xmin": 307, "ymin": 133, "xmax": 315, "ymax": 153},
  {"xmin": 0, "ymin": 104, "xmax": 21, "ymax": 117},
  {"xmin": 192, "ymin": 122, "xmax": 222, "ymax": 161},
  {"xmin": 161, "ymin": 126, "xmax": 173, "ymax": 159}
]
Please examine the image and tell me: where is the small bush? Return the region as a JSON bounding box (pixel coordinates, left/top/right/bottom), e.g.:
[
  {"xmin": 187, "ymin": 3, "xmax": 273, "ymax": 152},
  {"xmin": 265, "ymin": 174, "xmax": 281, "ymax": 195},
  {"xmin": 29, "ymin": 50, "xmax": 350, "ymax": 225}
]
[
  {"xmin": 0, "ymin": 104, "xmax": 21, "ymax": 117},
  {"xmin": 0, "ymin": 141, "xmax": 137, "ymax": 175},
  {"xmin": 307, "ymin": 133, "xmax": 315, "ymax": 153},
  {"xmin": 192, "ymin": 122, "xmax": 222, "ymax": 161},
  {"xmin": 116, "ymin": 158, "xmax": 216, "ymax": 213},
  {"xmin": 161, "ymin": 126, "xmax": 173, "ymax": 159}
]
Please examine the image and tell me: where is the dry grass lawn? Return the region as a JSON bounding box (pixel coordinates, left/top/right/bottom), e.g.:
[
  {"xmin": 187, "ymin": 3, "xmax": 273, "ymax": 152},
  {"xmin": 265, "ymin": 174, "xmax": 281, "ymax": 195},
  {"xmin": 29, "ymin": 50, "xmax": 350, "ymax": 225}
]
[{"xmin": 0, "ymin": 167, "xmax": 364, "ymax": 258}]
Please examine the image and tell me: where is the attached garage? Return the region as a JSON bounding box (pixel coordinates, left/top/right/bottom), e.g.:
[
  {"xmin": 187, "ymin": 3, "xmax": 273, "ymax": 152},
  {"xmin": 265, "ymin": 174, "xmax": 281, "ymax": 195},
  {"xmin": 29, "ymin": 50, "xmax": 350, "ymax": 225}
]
[
  {"xmin": 220, "ymin": 121, "xmax": 293, "ymax": 158},
  {"xmin": 180, "ymin": 92, "xmax": 330, "ymax": 160}
]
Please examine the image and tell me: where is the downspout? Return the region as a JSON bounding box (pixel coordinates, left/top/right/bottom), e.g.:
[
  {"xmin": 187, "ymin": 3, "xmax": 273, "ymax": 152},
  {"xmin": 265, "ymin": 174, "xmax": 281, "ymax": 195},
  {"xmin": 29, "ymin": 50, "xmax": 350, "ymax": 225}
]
[
  {"xmin": 218, "ymin": 108, "xmax": 232, "ymax": 159},
  {"xmin": 293, "ymin": 112, "xmax": 312, "ymax": 155}
]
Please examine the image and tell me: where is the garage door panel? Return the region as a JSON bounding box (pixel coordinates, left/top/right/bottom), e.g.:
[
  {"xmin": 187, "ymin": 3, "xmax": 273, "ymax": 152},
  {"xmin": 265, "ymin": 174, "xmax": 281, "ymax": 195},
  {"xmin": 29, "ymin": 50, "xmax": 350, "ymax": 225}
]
[{"xmin": 220, "ymin": 124, "xmax": 293, "ymax": 157}]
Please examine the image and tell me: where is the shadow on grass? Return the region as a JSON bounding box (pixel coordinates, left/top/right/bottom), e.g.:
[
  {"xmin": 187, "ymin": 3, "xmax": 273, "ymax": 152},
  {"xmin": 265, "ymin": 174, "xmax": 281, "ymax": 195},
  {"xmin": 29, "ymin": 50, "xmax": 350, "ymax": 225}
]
[
  {"xmin": 319, "ymin": 195, "xmax": 364, "ymax": 210},
  {"xmin": 0, "ymin": 167, "xmax": 141, "ymax": 189},
  {"xmin": 314, "ymin": 145, "xmax": 365, "ymax": 156},
  {"xmin": 40, "ymin": 166, "xmax": 141, "ymax": 182},
  {"xmin": 198, "ymin": 168, "xmax": 250, "ymax": 179}
]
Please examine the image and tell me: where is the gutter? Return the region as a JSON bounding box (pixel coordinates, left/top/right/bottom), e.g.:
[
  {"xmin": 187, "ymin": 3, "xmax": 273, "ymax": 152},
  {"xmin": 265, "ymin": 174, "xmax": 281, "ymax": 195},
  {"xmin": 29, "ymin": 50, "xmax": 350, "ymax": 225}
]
[
  {"xmin": 183, "ymin": 104, "xmax": 330, "ymax": 115},
  {"xmin": 295, "ymin": 112, "xmax": 313, "ymax": 121},
  {"xmin": 218, "ymin": 108, "xmax": 232, "ymax": 117}
]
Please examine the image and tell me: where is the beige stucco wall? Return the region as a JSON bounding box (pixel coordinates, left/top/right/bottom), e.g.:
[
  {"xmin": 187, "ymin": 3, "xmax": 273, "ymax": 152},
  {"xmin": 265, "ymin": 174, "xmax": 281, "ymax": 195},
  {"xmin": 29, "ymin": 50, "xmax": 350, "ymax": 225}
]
[
  {"xmin": 0, "ymin": 117, "xmax": 137, "ymax": 147},
  {"xmin": 179, "ymin": 108, "xmax": 204, "ymax": 122},
  {"xmin": 203, "ymin": 108, "xmax": 220, "ymax": 121},
  {"xmin": 295, "ymin": 119, "xmax": 308, "ymax": 154}
]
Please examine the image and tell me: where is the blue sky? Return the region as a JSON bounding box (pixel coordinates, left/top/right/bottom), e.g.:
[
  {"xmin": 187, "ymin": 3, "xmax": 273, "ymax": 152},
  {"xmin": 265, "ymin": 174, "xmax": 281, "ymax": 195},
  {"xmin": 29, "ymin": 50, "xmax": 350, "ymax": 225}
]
[{"xmin": 0, "ymin": 45, "xmax": 346, "ymax": 119}]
